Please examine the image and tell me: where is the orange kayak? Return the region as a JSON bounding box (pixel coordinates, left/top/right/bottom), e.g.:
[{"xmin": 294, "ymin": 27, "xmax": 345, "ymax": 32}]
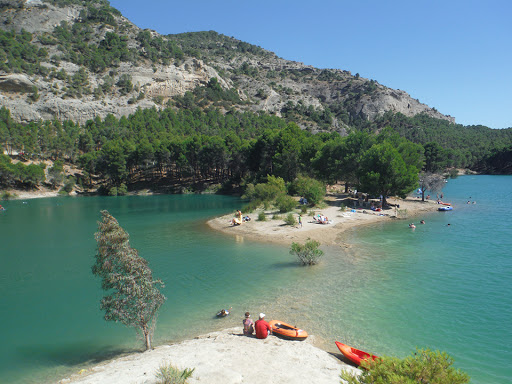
[
  {"xmin": 269, "ymin": 320, "xmax": 308, "ymax": 341},
  {"xmin": 335, "ymin": 341, "xmax": 379, "ymax": 367}
]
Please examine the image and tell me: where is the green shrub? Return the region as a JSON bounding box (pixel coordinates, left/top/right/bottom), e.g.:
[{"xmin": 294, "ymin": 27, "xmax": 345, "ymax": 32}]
[
  {"xmin": 61, "ymin": 176, "xmax": 75, "ymax": 193},
  {"xmin": 242, "ymin": 200, "xmax": 260, "ymax": 213},
  {"xmin": 276, "ymin": 194, "xmax": 296, "ymax": 213},
  {"xmin": 108, "ymin": 186, "xmax": 118, "ymax": 196},
  {"xmin": 202, "ymin": 183, "xmax": 221, "ymax": 194},
  {"xmin": 290, "ymin": 175, "xmax": 326, "ymax": 206},
  {"xmin": 272, "ymin": 213, "xmax": 281, "ymax": 220},
  {"xmin": 248, "ymin": 175, "xmax": 286, "ymax": 204},
  {"xmin": 290, "ymin": 239, "xmax": 323, "ymax": 265},
  {"xmin": 341, "ymin": 348, "xmax": 470, "ymax": 384},
  {"xmin": 117, "ymin": 183, "xmax": 128, "ymax": 196},
  {"xmin": 117, "ymin": 74, "xmax": 133, "ymax": 95},
  {"xmin": 448, "ymin": 169, "xmax": 459, "ymax": 178},
  {"xmin": 284, "ymin": 213, "xmax": 296, "ymax": 226},
  {"xmin": 1, "ymin": 191, "xmax": 16, "ymax": 200},
  {"xmin": 241, "ymin": 183, "xmax": 255, "ymax": 200},
  {"xmin": 257, "ymin": 211, "xmax": 266, "ymax": 221},
  {"xmin": 155, "ymin": 362, "xmax": 195, "ymax": 384}
]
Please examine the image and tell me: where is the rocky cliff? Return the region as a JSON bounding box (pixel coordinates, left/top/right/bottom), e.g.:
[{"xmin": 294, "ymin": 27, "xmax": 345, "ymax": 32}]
[{"xmin": 0, "ymin": 0, "xmax": 455, "ymax": 128}]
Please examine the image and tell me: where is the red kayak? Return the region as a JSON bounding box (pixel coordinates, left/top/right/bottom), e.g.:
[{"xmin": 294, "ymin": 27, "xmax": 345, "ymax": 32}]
[{"xmin": 335, "ymin": 341, "xmax": 379, "ymax": 367}]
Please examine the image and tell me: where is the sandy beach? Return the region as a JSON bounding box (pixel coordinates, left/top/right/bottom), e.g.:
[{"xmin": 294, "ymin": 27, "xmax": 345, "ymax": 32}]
[
  {"xmin": 5, "ymin": 189, "xmax": 61, "ymax": 200},
  {"xmin": 60, "ymin": 327, "xmax": 359, "ymax": 384},
  {"xmin": 207, "ymin": 193, "xmax": 438, "ymax": 247}
]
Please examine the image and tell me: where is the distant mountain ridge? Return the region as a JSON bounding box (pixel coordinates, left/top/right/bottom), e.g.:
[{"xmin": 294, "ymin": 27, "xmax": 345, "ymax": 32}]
[{"xmin": 0, "ymin": 0, "xmax": 455, "ymax": 130}]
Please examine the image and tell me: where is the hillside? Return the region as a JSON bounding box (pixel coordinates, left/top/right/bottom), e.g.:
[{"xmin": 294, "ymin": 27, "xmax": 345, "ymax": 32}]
[
  {"xmin": 2, "ymin": 0, "xmax": 512, "ymax": 195},
  {"xmin": 0, "ymin": 0, "xmax": 455, "ymax": 130}
]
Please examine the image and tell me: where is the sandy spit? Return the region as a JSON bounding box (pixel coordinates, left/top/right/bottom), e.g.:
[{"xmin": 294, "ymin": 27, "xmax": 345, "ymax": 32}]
[
  {"xmin": 60, "ymin": 328, "xmax": 359, "ymax": 384},
  {"xmin": 207, "ymin": 194, "xmax": 438, "ymax": 246}
]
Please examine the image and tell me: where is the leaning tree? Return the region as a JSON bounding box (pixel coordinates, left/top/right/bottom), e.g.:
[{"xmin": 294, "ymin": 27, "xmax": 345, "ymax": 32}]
[{"xmin": 93, "ymin": 210, "xmax": 166, "ymax": 350}]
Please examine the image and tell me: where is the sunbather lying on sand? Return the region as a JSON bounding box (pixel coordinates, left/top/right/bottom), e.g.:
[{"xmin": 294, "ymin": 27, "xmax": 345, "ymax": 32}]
[{"xmin": 314, "ymin": 214, "xmax": 330, "ymax": 224}]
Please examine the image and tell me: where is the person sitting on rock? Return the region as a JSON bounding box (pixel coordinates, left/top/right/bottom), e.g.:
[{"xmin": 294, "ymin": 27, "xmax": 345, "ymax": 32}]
[
  {"xmin": 255, "ymin": 313, "xmax": 272, "ymax": 339},
  {"xmin": 243, "ymin": 312, "xmax": 254, "ymax": 335}
]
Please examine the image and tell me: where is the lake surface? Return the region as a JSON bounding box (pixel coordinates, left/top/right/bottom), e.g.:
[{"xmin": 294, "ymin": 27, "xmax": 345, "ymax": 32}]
[{"xmin": 0, "ymin": 175, "xmax": 511, "ymax": 383}]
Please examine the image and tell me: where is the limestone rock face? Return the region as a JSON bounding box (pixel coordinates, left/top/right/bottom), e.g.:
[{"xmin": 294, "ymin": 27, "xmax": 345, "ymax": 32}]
[
  {"xmin": 0, "ymin": 0, "xmax": 79, "ymax": 33},
  {"xmin": 0, "ymin": 74, "xmax": 35, "ymax": 93},
  {"xmin": 351, "ymin": 88, "xmax": 454, "ymax": 122},
  {"xmin": 138, "ymin": 59, "xmax": 228, "ymax": 99}
]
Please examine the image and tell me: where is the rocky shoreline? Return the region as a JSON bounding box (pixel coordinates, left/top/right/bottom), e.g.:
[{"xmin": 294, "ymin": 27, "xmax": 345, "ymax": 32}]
[{"xmin": 60, "ymin": 328, "xmax": 359, "ymax": 384}]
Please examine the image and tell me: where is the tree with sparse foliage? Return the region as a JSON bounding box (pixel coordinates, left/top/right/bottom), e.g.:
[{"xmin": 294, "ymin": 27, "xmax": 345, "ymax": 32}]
[
  {"xmin": 341, "ymin": 348, "xmax": 470, "ymax": 384},
  {"xmin": 93, "ymin": 210, "xmax": 166, "ymax": 350},
  {"xmin": 290, "ymin": 239, "xmax": 323, "ymax": 265},
  {"xmin": 419, "ymin": 172, "xmax": 445, "ymax": 202}
]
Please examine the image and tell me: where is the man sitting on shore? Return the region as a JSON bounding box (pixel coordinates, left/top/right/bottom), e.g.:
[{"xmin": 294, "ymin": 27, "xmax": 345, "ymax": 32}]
[{"xmin": 255, "ymin": 313, "xmax": 272, "ymax": 339}]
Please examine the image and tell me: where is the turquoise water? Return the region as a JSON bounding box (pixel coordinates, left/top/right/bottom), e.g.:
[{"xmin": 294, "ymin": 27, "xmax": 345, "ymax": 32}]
[
  {"xmin": 0, "ymin": 195, "xmax": 300, "ymax": 383},
  {"xmin": 1, "ymin": 176, "xmax": 511, "ymax": 383}
]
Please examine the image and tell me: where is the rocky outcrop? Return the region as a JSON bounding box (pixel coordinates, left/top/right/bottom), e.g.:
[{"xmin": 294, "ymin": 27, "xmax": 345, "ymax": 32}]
[
  {"xmin": 0, "ymin": 74, "xmax": 34, "ymax": 93},
  {"xmin": 350, "ymin": 88, "xmax": 454, "ymax": 122},
  {"xmin": 140, "ymin": 59, "xmax": 229, "ymax": 99},
  {"xmin": 0, "ymin": 0, "xmax": 79, "ymax": 33}
]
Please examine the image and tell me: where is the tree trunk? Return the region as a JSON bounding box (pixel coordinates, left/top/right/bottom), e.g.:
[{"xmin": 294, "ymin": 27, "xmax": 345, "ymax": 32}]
[{"xmin": 143, "ymin": 326, "xmax": 151, "ymax": 350}]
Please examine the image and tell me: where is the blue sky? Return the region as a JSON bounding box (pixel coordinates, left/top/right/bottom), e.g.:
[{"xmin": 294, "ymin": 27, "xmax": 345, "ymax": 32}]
[{"xmin": 109, "ymin": 0, "xmax": 511, "ymax": 129}]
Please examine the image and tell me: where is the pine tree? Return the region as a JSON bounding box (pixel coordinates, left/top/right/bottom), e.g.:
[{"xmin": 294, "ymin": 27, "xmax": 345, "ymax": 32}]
[{"xmin": 93, "ymin": 210, "xmax": 166, "ymax": 350}]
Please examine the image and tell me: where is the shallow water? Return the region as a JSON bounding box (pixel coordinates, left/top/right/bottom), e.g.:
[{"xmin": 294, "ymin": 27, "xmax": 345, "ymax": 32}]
[
  {"xmin": 1, "ymin": 176, "xmax": 511, "ymax": 383},
  {"xmin": 268, "ymin": 175, "xmax": 512, "ymax": 384}
]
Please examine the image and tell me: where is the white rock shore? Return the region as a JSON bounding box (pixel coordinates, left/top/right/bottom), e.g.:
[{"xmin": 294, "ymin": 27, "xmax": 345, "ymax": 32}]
[{"xmin": 60, "ymin": 328, "xmax": 359, "ymax": 384}]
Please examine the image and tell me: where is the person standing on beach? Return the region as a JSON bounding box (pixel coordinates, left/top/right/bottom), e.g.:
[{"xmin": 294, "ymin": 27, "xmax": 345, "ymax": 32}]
[
  {"xmin": 243, "ymin": 312, "xmax": 254, "ymax": 335},
  {"xmin": 298, "ymin": 214, "xmax": 302, "ymax": 228},
  {"xmin": 255, "ymin": 313, "xmax": 272, "ymax": 339}
]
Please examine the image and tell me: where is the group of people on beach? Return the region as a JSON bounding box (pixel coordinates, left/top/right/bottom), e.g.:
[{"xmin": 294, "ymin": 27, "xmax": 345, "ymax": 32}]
[
  {"xmin": 243, "ymin": 312, "xmax": 272, "ymax": 339},
  {"xmin": 314, "ymin": 214, "xmax": 329, "ymax": 224}
]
